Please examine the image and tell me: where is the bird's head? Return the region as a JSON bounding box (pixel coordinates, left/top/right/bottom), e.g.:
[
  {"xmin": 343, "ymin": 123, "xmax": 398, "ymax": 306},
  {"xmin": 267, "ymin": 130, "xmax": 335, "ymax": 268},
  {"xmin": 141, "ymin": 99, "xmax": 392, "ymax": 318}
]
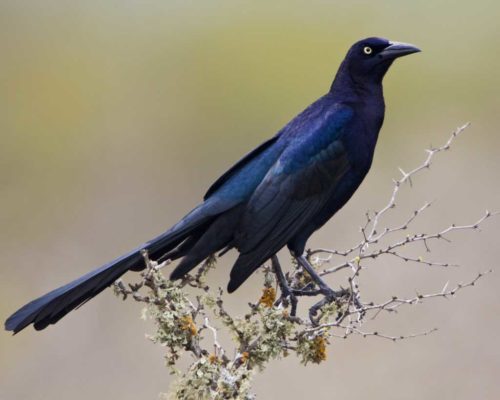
[{"xmin": 338, "ymin": 37, "xmax": 420, "ymax": 86}]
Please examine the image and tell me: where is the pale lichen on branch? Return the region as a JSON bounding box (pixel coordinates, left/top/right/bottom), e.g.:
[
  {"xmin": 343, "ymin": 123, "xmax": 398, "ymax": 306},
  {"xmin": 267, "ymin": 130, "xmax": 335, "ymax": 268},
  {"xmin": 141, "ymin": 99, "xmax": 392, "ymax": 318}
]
[{"xmin": 113, "ymin": 123, "xmax": 495, "ymax": 400}]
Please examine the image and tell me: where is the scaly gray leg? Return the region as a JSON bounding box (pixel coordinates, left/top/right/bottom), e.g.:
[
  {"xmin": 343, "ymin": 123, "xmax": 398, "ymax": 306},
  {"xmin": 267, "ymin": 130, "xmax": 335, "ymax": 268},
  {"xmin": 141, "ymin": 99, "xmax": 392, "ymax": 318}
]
[
  {"xmin": 271, "ymin": 255, "xmax": 298, "ymax": 316},
  {"xmin": 295, "ymin": 255, "xmax": 350, "ymax": 324}
]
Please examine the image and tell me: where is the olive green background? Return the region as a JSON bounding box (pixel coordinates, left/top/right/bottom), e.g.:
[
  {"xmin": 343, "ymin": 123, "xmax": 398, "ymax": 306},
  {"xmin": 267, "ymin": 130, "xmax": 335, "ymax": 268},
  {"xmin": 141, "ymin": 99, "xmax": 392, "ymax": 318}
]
[{"xmin": 1, "ymin": 1, "xmax": 499, "ymax": 399}]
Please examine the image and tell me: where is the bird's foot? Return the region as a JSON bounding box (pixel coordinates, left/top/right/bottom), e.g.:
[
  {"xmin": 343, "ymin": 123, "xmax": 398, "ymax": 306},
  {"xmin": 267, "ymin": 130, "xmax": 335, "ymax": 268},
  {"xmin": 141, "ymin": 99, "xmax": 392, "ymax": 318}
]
[
  {"xmin": 272, "ymin": 255, "xmax": 302, "ymax": 316},
  {"xmin": 308, "ymin": 287, "xmax": 350, "ymax": 326},
  {"xmin": 274, "ymin": 286, "xmax": 299, "ymax": 316},
  {"xmin": 275, "ymin": 284, "xmax": 326, "ymax": 316},
  {"xmin": 275, "ymin": 286, "xmax": 326, "ymax": 317}
]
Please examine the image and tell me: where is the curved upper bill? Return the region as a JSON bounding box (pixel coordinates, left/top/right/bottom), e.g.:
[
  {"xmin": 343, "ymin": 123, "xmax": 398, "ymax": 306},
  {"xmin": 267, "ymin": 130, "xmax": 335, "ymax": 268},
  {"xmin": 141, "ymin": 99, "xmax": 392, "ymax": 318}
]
[{"xmin": 380, "ymin": 41, "xmax": 421, "ymax": 59}]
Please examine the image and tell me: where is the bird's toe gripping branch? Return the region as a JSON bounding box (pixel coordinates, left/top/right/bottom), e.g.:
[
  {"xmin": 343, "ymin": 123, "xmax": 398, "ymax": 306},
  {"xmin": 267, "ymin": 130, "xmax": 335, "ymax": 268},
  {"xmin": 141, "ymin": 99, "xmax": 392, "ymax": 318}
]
[
  {"xmin": 271, "ymin": 255, "xmax": 299, "ymax": 316},
  {"xmin": 307, "ymin": 287, "xmax": 351, "ymax": 326},
  {"xmin": 271, "ymin": 254, "xmax": 354, "ymax": 324}
]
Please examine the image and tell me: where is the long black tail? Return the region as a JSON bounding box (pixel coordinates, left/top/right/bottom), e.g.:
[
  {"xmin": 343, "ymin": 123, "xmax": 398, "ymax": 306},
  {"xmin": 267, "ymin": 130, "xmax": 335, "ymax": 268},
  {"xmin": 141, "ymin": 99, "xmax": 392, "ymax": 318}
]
[
  {"xmin": 4, "ymin": 203, "xmax": 218, "ymax": 334},
  {"xmin": 5, "ymin": 250, "xmax": 144, "ymax": 333}
]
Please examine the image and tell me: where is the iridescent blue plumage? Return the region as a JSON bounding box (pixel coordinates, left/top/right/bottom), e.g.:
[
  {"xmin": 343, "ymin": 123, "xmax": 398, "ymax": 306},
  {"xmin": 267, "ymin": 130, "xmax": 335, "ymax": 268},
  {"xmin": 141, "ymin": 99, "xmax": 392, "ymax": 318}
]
[{"xmin": 5, "ymin": 37, "xmax": 420, "ymax": 333}]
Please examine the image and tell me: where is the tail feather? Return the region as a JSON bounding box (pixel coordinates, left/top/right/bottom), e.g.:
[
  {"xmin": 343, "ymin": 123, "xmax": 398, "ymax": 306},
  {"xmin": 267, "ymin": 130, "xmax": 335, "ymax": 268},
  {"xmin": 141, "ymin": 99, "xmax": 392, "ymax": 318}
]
[
  {"xmin": 158, "ymin": 229, "xmax": 207, "ymax": 263},
  {"xmin": 5, "ymin": 201, "xmax": 223, "ymax": 333},
  {"xmin": 5, "ymin": 250, "xmax": 142, "ymax": 333},
  {"xmin": 170, "ymin": 205, "xmax": 242, "ymax": 280},
  {"xmin": 227, "ymin": 251, "xmax": 271, "ymax": 293}
]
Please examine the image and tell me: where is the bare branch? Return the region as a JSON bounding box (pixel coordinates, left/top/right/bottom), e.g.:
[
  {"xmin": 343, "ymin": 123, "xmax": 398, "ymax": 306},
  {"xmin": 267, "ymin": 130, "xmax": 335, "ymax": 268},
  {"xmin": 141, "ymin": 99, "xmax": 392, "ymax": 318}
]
[{"xmin": 112, "ymin": 123, "xmax": 495, "ymax": 400}]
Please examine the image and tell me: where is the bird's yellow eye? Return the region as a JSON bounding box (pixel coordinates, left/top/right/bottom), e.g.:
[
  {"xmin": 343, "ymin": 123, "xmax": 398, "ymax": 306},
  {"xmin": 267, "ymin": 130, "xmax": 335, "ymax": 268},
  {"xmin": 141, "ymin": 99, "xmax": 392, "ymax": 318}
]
[{"xmin": 363, "ymin": 46, "xmax": 373, "ymax": 55}]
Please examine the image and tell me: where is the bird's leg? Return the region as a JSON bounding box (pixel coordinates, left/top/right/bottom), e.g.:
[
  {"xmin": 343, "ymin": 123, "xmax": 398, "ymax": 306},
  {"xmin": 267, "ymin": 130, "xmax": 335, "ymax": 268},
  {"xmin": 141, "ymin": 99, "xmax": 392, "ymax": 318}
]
[
  {"xmin": 271, "ymin": 254, "xmax": 337, "ymax": 317},
  {"xmin": 295, "ymin": 254, "xmax": 350, "ymax": 324},
  {"xmin": 271, "ymin": 255, "xmax": 298, "ymax": 316},
  {"xmin": 295, "ymin": 255, "xmax": 336, "ymax": 295}
]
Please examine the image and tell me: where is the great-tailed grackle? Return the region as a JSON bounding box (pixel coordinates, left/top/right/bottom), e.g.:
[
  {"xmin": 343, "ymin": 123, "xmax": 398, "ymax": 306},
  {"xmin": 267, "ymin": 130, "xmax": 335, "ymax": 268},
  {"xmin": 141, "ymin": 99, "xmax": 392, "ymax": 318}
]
[{"xmin": 5, "ymin": 37, "xmax": 420, "ymax": 333}]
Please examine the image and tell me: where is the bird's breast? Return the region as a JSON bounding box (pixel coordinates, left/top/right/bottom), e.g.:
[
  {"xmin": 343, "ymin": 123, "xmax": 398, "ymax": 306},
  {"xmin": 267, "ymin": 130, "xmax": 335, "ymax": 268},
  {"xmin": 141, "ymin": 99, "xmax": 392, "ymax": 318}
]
[{"xmin": 343, "ymin": 99, "xmax": 385, "ymax": 172}]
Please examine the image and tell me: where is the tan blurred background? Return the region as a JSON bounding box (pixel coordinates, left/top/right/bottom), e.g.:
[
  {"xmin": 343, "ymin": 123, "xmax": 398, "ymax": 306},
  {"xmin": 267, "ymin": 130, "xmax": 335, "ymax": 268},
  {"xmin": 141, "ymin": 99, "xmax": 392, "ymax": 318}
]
[{"xmin": 1, "ymin": 1, "xmax": 499, "ymax": 399}]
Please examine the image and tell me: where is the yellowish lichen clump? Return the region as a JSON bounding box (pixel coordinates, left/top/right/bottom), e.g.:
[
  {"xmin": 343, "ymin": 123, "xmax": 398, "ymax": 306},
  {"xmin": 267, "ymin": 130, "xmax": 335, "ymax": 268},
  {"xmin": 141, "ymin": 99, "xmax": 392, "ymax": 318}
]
[
  {"xmin": 311, "ymin": 335, "xmax": 327, "ymax": 363},
  {"xmin": 296, "ymin": 332, "xmax": 329, "ymax": 365},
  {"xmin": 180, "ymin": 315, "xmax": 198, "ymax": 336},
  {"xmin": 258, "ymin": 287, "xmax": 276, "ymax": 308}
]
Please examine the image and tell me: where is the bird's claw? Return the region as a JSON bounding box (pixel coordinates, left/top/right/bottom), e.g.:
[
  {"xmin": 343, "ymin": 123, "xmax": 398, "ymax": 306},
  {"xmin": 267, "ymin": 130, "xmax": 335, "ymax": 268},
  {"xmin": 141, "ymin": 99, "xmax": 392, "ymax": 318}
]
[
  {"xmin": 275, "ymin": 289, "xmax": 298, "ymax": 316},
  {"xmin": 308, "ymin": 287, "xmax": 350, "ymax": 326}
]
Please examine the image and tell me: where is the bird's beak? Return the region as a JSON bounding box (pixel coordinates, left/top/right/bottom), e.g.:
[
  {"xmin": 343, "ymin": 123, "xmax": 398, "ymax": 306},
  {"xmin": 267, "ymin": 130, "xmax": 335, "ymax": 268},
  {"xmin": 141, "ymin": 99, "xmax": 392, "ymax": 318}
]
[{"xmin": 379, "ymin": 41, "xmax": 421, "ymax": 59}]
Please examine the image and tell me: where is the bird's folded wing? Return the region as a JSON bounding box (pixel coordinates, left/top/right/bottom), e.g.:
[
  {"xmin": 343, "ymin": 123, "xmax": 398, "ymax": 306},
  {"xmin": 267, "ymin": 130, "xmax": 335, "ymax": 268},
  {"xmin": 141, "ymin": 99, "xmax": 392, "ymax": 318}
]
[
  {"xmin": 235, "ymin": 138, "xmax": 351, "ymax": 255},
  {"xmin": 228, "ymin": 105, "xmax": 354, "ymax": 291},
  {"xmin": 204, "ymin": 134, "xmax": 282, "ymax": 200}
]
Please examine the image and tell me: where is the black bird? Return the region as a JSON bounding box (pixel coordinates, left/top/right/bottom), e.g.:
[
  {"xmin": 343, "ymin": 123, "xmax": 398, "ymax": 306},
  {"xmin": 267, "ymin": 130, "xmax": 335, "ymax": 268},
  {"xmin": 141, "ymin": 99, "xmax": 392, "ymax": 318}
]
[{"xmin": 5, "ymin": 37, "xmax": 420, "ymax": 333}]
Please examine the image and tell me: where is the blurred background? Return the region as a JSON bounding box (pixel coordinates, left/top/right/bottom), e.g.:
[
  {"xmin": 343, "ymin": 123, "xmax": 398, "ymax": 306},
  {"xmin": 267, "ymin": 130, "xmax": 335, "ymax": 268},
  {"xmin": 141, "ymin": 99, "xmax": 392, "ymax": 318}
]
[{"xmin": 1, "ymin": 1, "xmax": 499, "ymax": 399}]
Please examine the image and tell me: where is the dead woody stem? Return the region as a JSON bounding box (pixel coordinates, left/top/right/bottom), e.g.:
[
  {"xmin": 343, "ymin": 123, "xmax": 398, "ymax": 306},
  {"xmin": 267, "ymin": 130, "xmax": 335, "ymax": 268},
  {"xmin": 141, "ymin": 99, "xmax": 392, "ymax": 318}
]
[{"xmin": 114, "ymin": 123, "xmax": 494, "ymax": 400}]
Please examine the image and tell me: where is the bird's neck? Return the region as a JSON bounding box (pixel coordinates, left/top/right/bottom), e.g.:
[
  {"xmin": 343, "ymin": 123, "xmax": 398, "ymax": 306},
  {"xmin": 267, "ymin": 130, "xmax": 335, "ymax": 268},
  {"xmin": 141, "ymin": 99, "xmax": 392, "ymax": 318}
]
[
  {"xmin": 329, "ymin": 61, "xmax": 386, "ymax": 137},
  {"xmin": 329, "ymin": 61, "xmax": 386, "ymax": 167},
  {"xmin": 329, "ymin": 60, "xmax": 384, "ymax": 104}
]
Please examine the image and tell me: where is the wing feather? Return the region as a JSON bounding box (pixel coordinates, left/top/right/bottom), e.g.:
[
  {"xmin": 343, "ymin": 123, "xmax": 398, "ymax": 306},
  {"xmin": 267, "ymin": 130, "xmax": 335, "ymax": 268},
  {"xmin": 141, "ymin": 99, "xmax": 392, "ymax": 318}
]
[{"xmin": 228, "ymin": 104, "xmax": 355, "ymax": 291}]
